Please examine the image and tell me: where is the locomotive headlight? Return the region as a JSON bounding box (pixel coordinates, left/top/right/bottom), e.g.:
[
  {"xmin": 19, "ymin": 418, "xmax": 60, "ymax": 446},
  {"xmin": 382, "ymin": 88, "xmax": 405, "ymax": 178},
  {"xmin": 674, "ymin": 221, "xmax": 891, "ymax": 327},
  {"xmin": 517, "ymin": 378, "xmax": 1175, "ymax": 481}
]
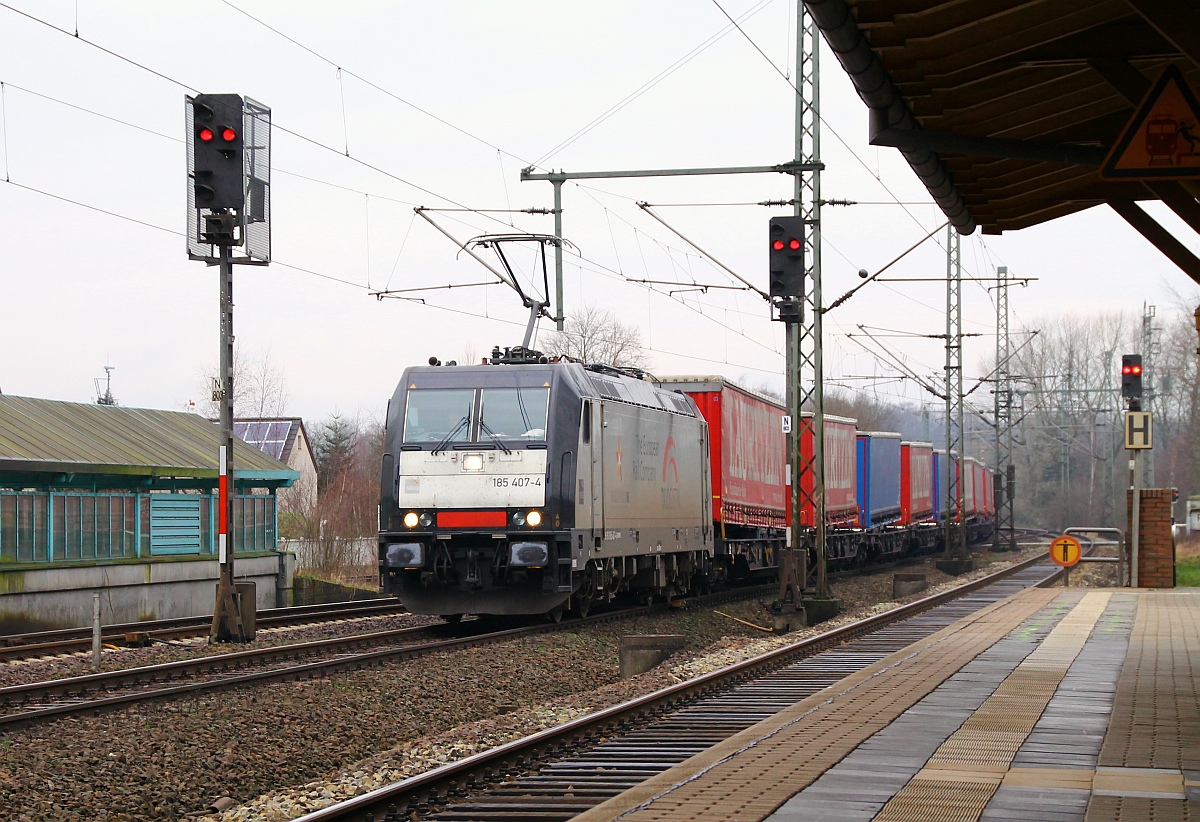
[
  {"xmin": 462, "ymin": 453, "xmax": 485, "ymax": 471},
  {"xmin": 403, "ymin": 511, "xmax": 420, "ymax": 528},
  {"xmin": 512, "ymin": 511, "xmax": 527, "ymax": 526},
  {"xmin": 418, "ymin": 512, "xmax": 434, "ymax": 527},
  {"xmin": 526, "ymin": 510, "xmax": 543, "ymax": 527},
  {"xmin": 509, "ymin": 541, "xmax": 549, "ymax": 567}
]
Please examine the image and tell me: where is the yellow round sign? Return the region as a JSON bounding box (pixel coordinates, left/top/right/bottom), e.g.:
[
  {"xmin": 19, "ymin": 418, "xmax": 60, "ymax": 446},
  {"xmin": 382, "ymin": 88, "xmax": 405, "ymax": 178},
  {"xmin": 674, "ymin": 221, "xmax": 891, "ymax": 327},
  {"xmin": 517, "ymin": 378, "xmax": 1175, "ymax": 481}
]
[{"xmin": 1049, "ymin": 535, "xmax": 1082, "ymax": 567}]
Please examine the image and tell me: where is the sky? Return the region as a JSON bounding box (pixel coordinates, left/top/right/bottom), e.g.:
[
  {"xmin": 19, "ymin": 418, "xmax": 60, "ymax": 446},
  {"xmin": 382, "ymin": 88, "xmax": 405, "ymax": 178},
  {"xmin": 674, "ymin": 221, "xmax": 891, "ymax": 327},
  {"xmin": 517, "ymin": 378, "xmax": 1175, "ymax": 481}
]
[{"xmin": 2, "ymin": 0, "xmax": 1198, "ymax": 426}]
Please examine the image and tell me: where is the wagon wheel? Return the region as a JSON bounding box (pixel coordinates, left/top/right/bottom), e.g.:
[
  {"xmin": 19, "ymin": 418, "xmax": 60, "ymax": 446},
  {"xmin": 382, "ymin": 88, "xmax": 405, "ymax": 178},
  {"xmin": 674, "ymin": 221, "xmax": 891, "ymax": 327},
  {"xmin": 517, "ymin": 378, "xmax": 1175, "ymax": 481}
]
[
  {"xmin": 854, "ymin": 545, "xmax": 868, "ymax": 569},
  {"xmin": 573, "ymin": 569, "xmax": 597, "ymax": 619},
  {"xmin": 545, "ymin": 604, "xmax": 566, "ymax": 623},
  {"xmin": 443, "ymin": 613, "xmax": 464, "ymax": 624}
]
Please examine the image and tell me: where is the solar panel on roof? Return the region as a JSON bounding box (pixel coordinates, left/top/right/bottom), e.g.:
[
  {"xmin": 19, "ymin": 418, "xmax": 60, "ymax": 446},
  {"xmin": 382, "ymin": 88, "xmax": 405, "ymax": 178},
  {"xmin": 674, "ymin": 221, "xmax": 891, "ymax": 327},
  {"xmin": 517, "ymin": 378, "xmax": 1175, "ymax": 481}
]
[{"xmin": 234, "ymin": 420, "xmax": 292, "ymax": 461}]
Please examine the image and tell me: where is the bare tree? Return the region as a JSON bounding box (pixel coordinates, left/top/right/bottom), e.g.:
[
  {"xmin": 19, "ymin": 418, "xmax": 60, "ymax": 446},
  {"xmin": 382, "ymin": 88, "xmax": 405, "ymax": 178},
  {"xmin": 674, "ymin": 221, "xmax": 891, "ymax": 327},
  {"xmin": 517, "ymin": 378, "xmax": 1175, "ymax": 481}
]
[
  {"xmin": 823, "ymin": 388, "xmax": 905, "ymax": 433},
  {"xmin": 193, "ymin": 347, "xmax": 289, "ymax": 418},
  {"xmin": 744, "ymin": 378, "xmax": 783, "ymax": 403},
  {"xmin": 288, "ymin": 412, "xmax": 385, "ymax": 581},
  {"xmin": 541, "ymin": 304, "xmax": 649, "ymax": 369},
  {"xmin": 239, "ymin": 347, "xmax": 290, "ymax": 417},
  {"xmin": 1009, "ymin": 311, "xmax": 1136, "ymax": 529}
]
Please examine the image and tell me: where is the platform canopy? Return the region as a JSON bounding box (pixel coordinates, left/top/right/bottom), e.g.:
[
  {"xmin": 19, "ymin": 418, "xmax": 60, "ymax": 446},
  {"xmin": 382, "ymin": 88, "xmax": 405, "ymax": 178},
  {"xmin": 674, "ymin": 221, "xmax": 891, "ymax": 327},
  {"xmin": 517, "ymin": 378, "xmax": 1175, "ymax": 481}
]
[
  {"xmin": 807, "ymin": 0, "xmax": 1200, "ymax": 282},
  {"xmin": 0, "ymin": 395, "xmax": 298, "ymax": 490}
]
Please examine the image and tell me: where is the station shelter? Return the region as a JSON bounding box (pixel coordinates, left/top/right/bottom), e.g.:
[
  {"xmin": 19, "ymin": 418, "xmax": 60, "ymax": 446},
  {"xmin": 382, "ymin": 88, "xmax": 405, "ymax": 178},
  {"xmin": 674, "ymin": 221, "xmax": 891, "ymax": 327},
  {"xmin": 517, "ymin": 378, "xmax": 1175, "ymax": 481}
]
[{"xmin": 0, "ymin": 395, "xmax": 299, "ymax": 630}]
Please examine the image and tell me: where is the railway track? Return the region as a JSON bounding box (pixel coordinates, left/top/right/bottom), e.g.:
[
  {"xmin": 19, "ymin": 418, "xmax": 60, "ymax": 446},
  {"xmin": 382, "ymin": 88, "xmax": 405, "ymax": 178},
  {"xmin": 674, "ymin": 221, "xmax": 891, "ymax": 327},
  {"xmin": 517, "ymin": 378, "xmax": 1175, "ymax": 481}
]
[
  {"xmin": 0, "ymin": 598, "xmax": 407, "ymax": 662},
  {"xmin": 0, "ymin": 585, "xmax": 775, "ymax": 731},
  {"xmin": 291, "ymin": 546, "xmax": 1087, "ymax": 822}
]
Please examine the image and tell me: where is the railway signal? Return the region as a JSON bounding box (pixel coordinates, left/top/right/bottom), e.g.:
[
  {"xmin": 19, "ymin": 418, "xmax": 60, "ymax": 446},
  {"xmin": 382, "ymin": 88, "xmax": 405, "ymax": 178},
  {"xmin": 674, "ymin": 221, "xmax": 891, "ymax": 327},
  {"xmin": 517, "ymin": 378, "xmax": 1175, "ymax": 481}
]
[
  {"xmin": 1121, "ymin": 353, "xmax": 1143, "ymax": 407},
  {"xmin": 185, "ymin": 92, "xmax": 273, "ymax": 645},
  {"xmin": 768, "ymin": 216, "xmax": 805, "ymax": 299},
  {"xmin": 190, "ymin": 94, "xmax": 245, "ymax": 212}
]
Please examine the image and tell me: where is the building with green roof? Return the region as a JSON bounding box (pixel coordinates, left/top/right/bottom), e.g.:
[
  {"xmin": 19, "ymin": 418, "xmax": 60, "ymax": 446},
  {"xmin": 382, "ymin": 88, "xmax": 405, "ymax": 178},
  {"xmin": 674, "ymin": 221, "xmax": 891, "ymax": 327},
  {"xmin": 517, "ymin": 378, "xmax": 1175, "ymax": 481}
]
[{"xmin": 0, "ymin": 395, "xmax": 300, "ymax": 630}]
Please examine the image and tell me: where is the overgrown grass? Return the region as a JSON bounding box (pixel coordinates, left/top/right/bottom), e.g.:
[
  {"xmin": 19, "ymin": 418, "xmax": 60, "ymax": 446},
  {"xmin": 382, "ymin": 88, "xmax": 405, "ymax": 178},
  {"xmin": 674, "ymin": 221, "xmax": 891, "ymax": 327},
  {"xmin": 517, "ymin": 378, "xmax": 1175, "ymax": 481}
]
[{"xmin": 1177, "ymin": 535, "xmax": 1200, "ymax": 586}]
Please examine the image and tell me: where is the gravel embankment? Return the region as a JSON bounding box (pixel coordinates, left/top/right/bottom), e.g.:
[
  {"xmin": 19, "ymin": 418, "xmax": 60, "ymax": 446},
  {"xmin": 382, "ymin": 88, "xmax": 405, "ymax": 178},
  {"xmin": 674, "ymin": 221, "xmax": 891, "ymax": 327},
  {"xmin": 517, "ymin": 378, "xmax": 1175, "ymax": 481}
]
[
  {"xmin": 0, "ymin": 550, "xmax": 1039, "ymax": 821},
  {"xmin": 0, "ymin": 613, "xmax": 443, "ymax": 691}
]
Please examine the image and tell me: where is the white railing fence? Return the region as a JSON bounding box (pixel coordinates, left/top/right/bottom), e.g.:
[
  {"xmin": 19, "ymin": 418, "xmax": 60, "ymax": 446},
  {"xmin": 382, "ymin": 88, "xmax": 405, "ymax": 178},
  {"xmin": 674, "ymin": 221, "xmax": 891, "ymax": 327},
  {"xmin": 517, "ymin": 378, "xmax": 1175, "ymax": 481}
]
[{"xmin": 283, "ymin": 537, "xmax": 375, "ymax": 571}]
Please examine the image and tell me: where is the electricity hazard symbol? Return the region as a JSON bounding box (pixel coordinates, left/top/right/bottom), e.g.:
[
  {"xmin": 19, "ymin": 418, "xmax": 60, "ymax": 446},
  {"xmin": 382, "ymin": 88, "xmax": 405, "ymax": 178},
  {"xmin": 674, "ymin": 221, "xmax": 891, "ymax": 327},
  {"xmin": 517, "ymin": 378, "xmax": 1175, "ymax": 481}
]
[
  {"xmin": 1049, "ymin": 535, "xmax": 1082, "ymax": 568},
  {"xmin": 1102, "ymin": 65, "xmax": 1200, "ymax": 179}
]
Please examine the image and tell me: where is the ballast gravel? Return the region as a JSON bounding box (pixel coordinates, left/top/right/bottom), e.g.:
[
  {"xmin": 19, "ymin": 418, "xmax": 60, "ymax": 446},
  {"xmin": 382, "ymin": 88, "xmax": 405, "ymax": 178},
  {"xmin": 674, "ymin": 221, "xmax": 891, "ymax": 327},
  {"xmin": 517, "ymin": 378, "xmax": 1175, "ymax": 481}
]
[{"xmin": 0, "ymin": 551, "xmax": 1040, "ymax": 821}]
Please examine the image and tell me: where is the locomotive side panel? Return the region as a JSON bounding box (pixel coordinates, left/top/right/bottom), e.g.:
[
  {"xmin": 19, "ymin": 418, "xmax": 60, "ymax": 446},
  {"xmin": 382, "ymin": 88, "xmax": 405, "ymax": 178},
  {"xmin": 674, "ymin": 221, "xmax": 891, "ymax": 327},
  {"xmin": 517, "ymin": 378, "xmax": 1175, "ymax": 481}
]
[{"xmin": 596, "ymin": 400, "xmax": 708, "ymax": 553}]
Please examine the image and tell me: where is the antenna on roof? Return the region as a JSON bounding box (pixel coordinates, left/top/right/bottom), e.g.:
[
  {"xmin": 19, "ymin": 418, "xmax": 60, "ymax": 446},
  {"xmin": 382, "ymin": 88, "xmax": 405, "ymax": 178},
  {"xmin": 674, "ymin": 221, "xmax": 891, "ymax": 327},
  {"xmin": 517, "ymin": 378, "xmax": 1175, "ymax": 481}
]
[{"xmin": 95, "ymin": 365, "xmax": 117, "ymax": 406}]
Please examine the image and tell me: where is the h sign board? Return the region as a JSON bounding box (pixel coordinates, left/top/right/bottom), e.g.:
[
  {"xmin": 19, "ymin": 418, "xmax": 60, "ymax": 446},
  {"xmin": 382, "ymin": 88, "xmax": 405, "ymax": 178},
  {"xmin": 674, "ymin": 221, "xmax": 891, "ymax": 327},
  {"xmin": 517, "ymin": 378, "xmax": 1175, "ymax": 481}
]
[{"xmin": 1125, "ymin": 411, "xmax": 1153, "ymax": 450}]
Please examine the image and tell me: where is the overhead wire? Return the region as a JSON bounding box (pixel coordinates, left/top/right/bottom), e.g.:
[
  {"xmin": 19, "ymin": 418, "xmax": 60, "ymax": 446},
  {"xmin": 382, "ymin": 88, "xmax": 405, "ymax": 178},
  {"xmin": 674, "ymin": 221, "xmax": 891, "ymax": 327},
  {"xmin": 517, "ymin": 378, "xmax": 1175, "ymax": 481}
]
[
  {"xmin": 532, "ymin": 0, "xmax": 776, "ymax": 167},
  {"xmin": 709, "ymin": 0, "xmax": 1000, "ymax": 295},
  {"xmin": 219, "ymin": 0, "xmax": 526, "ymax": 165},
  {"xmin": 1, "ymin": 7, "xmax": 785, "ymax": 361},
  {"xmin": 1, "ymin": 172, "xmax": 783, "ymax": 375},
  {"xmin": 7, "ymin": 2, "xmax": 966, "ymax": 383},
  {"xmin": 225, "ymin": 1, "xmax": 818, "ymax": 348},
  {"xmin": 0, "ymin": 2, "xmax": 531, "ymax": 227},
  {"xmin": 0, "ymin": 81, "xmax": 9, "ymax": 181}
]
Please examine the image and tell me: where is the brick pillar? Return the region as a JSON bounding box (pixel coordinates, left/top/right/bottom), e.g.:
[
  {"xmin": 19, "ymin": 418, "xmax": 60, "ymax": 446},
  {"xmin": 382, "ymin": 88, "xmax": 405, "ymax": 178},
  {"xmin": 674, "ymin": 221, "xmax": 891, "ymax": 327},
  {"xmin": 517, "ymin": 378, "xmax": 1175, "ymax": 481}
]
[{"xmin": 1126, "ymin": 488, "xmax": 1175, "ymax": 588}]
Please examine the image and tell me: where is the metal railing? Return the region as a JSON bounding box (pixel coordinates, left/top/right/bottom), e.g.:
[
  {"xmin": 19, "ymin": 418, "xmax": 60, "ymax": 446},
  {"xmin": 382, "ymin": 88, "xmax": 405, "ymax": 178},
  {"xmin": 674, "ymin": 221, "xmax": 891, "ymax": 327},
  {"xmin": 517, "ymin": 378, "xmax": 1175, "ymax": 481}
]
[{"xmin": 1065, "ymin": 527, "xmax": 1126, "ymax": 586}]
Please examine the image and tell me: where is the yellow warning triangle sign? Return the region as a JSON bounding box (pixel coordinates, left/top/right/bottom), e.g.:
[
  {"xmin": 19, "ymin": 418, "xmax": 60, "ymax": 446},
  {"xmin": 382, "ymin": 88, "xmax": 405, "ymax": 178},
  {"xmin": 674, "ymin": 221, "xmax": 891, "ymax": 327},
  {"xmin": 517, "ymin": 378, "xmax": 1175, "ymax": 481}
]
[{"xmin": 1101, "ymin": 64, "xmax": 1200, "ymax": 180}]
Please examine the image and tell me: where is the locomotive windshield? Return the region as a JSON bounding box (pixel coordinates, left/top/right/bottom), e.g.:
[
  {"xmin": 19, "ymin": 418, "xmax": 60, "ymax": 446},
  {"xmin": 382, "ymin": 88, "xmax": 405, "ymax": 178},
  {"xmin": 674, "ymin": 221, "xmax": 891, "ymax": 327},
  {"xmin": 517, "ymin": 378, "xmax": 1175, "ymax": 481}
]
[
  {"xmin": 403, "ymin": 389, "xmax": 474, "ymax": 444},
  {"xmin": 402, "ymin": 385, "xmax": 550, "ymax": 444},
  {"xmin": 480, "ymin": 387, "xmax": 549, "ymax": 440}
]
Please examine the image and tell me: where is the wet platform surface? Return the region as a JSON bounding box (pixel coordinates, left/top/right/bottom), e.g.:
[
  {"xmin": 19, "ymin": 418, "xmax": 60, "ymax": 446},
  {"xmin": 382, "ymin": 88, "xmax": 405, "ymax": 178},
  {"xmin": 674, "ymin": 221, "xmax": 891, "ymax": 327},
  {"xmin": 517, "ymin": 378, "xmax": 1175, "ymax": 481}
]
[{"xmin": 572, "ymin": 587, "xmax": 1199, "ymax": 822}]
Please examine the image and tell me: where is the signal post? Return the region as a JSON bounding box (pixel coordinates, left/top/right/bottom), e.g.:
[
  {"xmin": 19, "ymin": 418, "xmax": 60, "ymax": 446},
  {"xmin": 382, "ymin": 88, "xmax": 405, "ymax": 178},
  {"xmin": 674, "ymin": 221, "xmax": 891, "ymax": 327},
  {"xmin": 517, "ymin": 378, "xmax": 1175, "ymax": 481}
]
[
  {"xmin": 186, "ymin": 93, "xmax": 272, "ymax": 643},
  {"xmin": 1121, "ymin": 354, "xmax": 1150, "ymax": 587}
]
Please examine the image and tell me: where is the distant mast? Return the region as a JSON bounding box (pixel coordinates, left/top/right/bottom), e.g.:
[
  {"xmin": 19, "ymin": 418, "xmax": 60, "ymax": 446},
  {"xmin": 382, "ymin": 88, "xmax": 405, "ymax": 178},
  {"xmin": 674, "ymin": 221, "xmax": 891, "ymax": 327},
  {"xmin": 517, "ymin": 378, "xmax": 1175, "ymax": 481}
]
[{"xmin": 95, "ymin": 365, "xmax": 116, "ymax": 406}]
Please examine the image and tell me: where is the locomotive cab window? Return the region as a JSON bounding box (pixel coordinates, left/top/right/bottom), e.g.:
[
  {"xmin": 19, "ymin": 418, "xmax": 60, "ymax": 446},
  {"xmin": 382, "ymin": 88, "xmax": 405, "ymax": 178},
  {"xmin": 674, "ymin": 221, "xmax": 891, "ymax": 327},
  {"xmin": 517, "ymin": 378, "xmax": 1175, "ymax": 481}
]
[
  {"xmin": 479, "ymin": 387, "xmax": 549, "ymax": 440},
  {"xmin": 403, "ymin": 389, "xmax": 475, "ymax": 444}
]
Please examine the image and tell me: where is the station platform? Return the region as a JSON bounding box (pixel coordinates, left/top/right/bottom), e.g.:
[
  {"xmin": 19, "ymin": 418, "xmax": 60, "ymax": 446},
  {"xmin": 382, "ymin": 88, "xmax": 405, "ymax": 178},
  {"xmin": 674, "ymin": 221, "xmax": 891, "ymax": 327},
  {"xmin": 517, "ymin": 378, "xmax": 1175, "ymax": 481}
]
[{"xmin": 573, "ymin": 586, "xmax": 1199, "ymax": 822}]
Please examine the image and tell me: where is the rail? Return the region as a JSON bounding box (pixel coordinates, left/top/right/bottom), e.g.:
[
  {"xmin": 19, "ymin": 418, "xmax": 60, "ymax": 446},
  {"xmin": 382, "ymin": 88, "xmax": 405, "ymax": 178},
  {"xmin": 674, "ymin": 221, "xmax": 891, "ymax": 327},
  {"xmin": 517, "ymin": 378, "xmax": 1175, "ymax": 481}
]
[{"xmin": 294, "ymin": 551, "xmax": 1056, "ymax": 821}]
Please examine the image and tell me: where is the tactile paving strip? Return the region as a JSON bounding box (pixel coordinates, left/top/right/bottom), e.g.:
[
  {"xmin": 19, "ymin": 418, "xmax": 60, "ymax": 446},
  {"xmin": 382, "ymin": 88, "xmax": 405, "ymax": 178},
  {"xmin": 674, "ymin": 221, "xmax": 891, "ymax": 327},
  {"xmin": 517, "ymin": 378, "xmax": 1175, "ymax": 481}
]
[
  {"xmin": 871, "ymin": 593, "xmax": 1110, "ymax": 821},
  {"xmin": 570, "ymin": 587, "xmax": 1062, "ymax": 822}
]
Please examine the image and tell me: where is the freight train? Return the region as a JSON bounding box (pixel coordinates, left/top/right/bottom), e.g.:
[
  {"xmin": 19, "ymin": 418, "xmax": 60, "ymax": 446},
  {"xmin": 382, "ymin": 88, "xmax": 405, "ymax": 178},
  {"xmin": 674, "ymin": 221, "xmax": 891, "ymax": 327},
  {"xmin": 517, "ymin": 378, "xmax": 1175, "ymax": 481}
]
[{"xmin": 378, "ymin": 352, "xmax": 994, "ymax": 619}]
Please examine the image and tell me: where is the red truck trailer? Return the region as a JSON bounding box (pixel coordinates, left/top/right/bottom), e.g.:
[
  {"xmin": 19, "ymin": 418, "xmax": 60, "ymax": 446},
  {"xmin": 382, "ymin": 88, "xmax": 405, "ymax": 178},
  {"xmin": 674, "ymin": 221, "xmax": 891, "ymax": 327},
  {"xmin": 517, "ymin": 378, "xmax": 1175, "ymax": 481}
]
[
  {"xmin": 899, "ymin": 441, "xmax": 934, "ymax": 525},
  {"xmin": 663, "ymin": 377, "xmax": 787, "ymax": 530},
  {"xmin": 656, "ymin": 377, "xmax": 857, "ymax": 533}
]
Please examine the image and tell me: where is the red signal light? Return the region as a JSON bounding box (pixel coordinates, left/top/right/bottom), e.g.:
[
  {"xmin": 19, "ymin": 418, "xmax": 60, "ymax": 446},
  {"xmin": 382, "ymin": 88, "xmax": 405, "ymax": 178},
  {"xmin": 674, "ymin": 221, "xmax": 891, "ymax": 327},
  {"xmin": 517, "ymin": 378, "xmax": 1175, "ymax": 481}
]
[
  {"xmin": 199, "ymin": 128, "xmax": 214, "ymax": 142},
  {"xmin": 788, "ymin": 239, "xmax": 801, "ymax": 250},
  {"xmin": 1132, "ymin": 365, "xmax": 1142, "ymax": 374},
  {"xmin": 772, "ymin": 240, "xmax": 785, "ymax": 250},
  {"xmin": 221, "ymin": 127, "xmax": 237, "ymax": 142}
]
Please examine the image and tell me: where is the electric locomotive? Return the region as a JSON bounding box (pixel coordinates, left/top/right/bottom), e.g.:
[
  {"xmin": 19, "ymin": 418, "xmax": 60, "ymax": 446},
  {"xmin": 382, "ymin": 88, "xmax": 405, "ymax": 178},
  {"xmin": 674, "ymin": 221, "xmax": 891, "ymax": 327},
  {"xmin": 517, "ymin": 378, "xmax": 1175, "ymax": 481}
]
[{"xmin": 378, "ymin": 348, "xmax": 713, "ymax": 619}]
